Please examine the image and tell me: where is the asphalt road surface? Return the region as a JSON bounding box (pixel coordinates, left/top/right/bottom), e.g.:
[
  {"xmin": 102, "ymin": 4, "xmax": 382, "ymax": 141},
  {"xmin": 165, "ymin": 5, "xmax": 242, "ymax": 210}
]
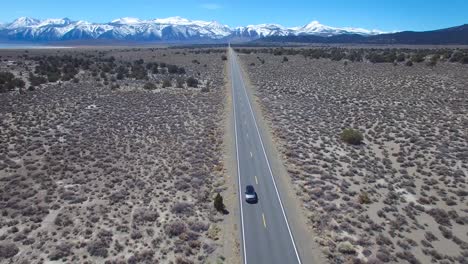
[{"xmin": 229, "ymin": 47, "xmax": 302, "ymax": 264}]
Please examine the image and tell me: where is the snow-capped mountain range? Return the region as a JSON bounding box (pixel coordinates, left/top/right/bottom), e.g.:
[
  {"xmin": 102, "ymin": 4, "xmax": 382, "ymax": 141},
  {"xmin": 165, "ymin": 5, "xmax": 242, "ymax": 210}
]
[{"xmin": 0, "ymin": 16, "xmax": 384, "ymax": 42}]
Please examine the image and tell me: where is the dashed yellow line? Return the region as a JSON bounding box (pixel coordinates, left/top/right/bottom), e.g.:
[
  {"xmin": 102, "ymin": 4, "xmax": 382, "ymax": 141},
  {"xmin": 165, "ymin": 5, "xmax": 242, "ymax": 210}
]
[
  {"xmin": 262, "ymin": 213, "xmax": 267, "ymax": 228},
  {"xmin": 255, "ymin": 175, "xmax": 258, "ymax": 185}
]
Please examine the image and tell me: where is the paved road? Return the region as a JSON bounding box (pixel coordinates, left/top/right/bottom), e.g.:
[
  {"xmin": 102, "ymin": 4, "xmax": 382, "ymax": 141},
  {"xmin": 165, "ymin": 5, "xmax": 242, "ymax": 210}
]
[{"xmin": 229, "ymin": 47, "xmax": 302, "ymax": 264}]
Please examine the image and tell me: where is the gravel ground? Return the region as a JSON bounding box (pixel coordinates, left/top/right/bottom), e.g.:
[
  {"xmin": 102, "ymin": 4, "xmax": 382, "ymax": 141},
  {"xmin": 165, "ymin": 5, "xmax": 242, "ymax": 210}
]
[{"xmin": 238, "ymin": 51, "xmax": 468, "ymax": 264}]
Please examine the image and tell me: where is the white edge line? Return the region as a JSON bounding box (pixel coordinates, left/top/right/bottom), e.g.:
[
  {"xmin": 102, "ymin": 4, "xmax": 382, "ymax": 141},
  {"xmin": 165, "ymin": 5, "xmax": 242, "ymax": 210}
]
[
  {"xmin": 230, "ymin": 48, "xmax": 248, "ymax": 264},
  {"xmin": 232, "ymin": 49, "xmax": 303, "ymax": 264}
]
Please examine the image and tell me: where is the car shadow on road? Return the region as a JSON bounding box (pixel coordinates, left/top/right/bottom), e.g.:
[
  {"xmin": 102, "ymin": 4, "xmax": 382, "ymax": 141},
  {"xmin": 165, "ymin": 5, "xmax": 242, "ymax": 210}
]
[{"xmin": 246, "ymin": 197, "xmax": 259, "ymax": 205}]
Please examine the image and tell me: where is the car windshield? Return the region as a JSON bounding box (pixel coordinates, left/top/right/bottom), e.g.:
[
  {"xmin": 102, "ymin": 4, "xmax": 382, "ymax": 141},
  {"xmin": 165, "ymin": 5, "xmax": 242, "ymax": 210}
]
[{"xmin": 246, "ymin": 185, "xmax": 254, "ymax": 193}]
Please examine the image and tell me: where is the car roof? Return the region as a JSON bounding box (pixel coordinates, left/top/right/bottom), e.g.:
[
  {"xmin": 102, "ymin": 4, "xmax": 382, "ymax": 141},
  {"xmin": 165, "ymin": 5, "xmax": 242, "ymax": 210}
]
[{"xmin": 246, "ymin": 185, "xmax": 254, "ymax": 192}]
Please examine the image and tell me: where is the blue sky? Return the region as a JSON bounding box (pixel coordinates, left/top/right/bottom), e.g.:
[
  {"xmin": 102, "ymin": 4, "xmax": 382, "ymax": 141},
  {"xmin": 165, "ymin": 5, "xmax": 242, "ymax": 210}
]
[{"xmin": 1, "ymin": 0, "xmax": 466, "ymax": 31}]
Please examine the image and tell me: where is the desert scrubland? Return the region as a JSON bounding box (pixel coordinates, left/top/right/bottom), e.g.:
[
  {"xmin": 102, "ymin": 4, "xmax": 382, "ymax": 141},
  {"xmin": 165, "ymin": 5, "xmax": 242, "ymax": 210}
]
[
  {"xmin": 238, "ymin": 48, "xmax": 468, "ymax": 264},
  {"xmin": 0, "ymin": 47, "xmax": 228, "ymax": 263}
]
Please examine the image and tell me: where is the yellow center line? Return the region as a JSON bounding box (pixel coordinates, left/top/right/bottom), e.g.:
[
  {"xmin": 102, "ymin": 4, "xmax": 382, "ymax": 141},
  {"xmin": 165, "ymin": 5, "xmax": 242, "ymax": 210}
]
[
  {"xmin": 255, "ymin": 175, "xmax": 258, "ymax": 185},
  {"xmin": 262, "ymin": 213, "xmax": 267, "ymax": 228}
]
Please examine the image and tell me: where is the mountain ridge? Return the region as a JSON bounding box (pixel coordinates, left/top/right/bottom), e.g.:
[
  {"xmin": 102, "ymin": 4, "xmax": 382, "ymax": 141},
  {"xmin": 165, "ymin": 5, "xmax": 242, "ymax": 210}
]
[
  {"xmin": 0, "ymin": 16, "xmax": 384, "ymax": 42},
  {"xmin": 1, "ymin": 16, "xmax": 466, "ymax": 44},
  {"xmin": 256, "ymin": 24, "xmax": 468, "ymax": 45}
]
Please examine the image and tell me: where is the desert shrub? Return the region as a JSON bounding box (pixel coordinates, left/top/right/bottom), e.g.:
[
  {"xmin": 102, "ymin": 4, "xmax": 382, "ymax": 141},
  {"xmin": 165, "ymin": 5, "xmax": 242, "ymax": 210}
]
[
  {"xmin": 133, "ymin": 209, "xmax": 159, "ymax": 224},
  {"xmin": 331, "ymin": 49, "xmax": 346, "ymax": 61},
  {"xmin": 376, "ymin": 249, "xmax": 391, "ymax": 262},
  {"xmin": 11, "ymin": 78, "xmax": 25, "ymax": 89},
  {"xmin": 396, "ymin": 53, "xmax": 406, "ymax": 62},
  {"xmin": 87, "ymin": 240, "xmax": 108, "ymax": 258},
  {"xmin": 337, "ymin": 241, "xmax": 356, "ymax": 254},
  {"xmin": 128, "ymin": 250, "xmax": 155, "ymax": 264},
  {"xmin": 366, "ymin": 51, "xmax": 397, "ymax": 63},
  {"xmin": 177, "ymin": 67, "xmax": 186, "ymax": 74},
  {"xmin": 0, "ymin": 71, "xmax": 25, "ymax": 92},
  {"xmin": 282, "ymin": 56, "xmax": 289, "ymax": 62},
  {"xmin": 411, "ymin": 52, "xmax": 425, "ymax": 63},
  {"xmin": 341, "ymin": 128, "xmax": 363, "ymax": 145},
  {"xmin": 438, "ymin": 225, "xmax": 452, "ymax": 239},
  {"xmin": 143, "ymin": 82, "xmax": 156, "ymax": 90},
  {"xmin": 162, "ymin": 78, "xmax": 172, "ymax": 88},
  {"xmin": 116, "ymin": 66, "xmax": 128, "ymax": 79},
  {"xmin": 186, "ymin": 77, "xmax": 198, "ymax": 88},
  {"xmin": 175, "ymin": 257, "xmax": 194, "ymax": 264},
  {"xmin": 0, "ymin": 71, "xmax": 14, "ymax": 84},
  {"xmin": 428, "ymin": 208, "xmax": 451, "ymax": 226},
  {"xmin": 54, "ymin": 213, "xmax": 73, "ymax": 227},
  {"xmin": 449, "ymin": 51, "xmax": 465, "ymax": 63},
  {"xmin": 130, "ymin": 231, "xmax": 143, "ymax": 240},
  {"xmin": 425, "ymin": 231, "xmax": 438, "ymax": 242},
  {"xmin": 214, "ymin": 193, "xmax": 225, "ymax": 212},
  {"xmin": 0, "ymin": 242, "xmax": 19, "ymax": 259},
  {"xmin": 176, "ymin": 77, "xmax": 185, "ymax": 88},
  {"xmin": 165, "ymin": 221, "xmax": 186, "ymax": 237},
  {"xmin": 150, "ymin": 65, "xmax": 159, "ymax": 74},
  {"xmin": 405, "ymin": 60, "xmax": 413, "ymax": 66},
  {"xmin": 48, "ymin": 242, "xmax": 73, "ymax": 260},
  {"xmin": 376, "ymin": 234, "xmax": 393, "ymax": 247},
  {"xmin": 358, "ymin": 192, "xmax": 371, "ymax": 204},
  {"xmin": 201, "ymin": 86, "xmax": 210, "ymax": 93},
  {"xmin": 346, "ymin": 50, "xmax": 363, "ymax": 62},
  {"xmin": 396, "ymin": 251, "xmax": 421, "ymax": 264},
  {"xmin": 171, "ymin": 202, "xmax": 193, "ymax": 215},
  {"xmin": 167, "ymin": 64, "xmax": 179, "ymax": 74},
  {"xmin": 188, "ymin": 221, "xmax": 209, "ymax": 232},
  {"xmin": 29, "ymin": 73, "xmax": 47, "ymax": 86},
  {"xmin": 131, "ymin": 63, "xmax": 147, "ymax": 80},
  {"xmin": 221, "ymin": 55, "xmax": 227, "ymax": 61},
  {"xmin": 427, "ymin": 55, "xmax": 438, "ymax": 67}
]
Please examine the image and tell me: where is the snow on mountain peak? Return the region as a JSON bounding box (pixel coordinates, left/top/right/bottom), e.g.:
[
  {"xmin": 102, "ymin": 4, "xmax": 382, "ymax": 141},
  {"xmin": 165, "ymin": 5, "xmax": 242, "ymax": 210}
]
[
  {"xmin": 1, "ymin": 16, "xmax": 384, "ymax": 41},
  {"xmin": 111, "ymin": 17, "xmax": 143, "ymax": 24},
  {"xmin": 152, "ymin": 16, "xmax": 191, "ymax": 25},
  {"xmin": 306, "ymin": 20, "xmax": 321, "ymax": 27},
  {"xmin": 37, "ymin": 18, "xmax": 72, "ymax": 27},
  {"xmin": 7, "ymin": 17, "xmax": 40, "ymax": 28}
]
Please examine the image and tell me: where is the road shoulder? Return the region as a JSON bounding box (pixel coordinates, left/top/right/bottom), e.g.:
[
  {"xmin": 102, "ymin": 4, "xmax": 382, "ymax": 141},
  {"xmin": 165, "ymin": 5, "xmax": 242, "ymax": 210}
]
[{"xmin": 218, "ymin": 56, "xmax": 241, "ymax": 264}]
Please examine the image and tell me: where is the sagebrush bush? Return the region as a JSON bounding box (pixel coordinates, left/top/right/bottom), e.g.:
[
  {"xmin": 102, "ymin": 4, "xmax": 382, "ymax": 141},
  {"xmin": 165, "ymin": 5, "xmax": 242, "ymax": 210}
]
[
  {"xmin": 165, "ymin": 221, "xmax": 186, "ymax": 237},
  {"xmin": 186, "ymin": 77, "xmax": 198, "ymax": 88},
  {"xmin": 0, "ymin": 242, "xmax": 19, "ymax": 259},
  {"xmin": 358, "ymin": 192, "xmax": 371, "ymax": 204},
  {"xmin": 341, "ymin": 128, "xmax": 363, "ymax": 145},
  {"xmin": 143, "ymin": 82, "xmax": 156, "ymax": 90},
  {"xmin": 162, "ymin": 78, "xmax": 172, "ymax": 88}
]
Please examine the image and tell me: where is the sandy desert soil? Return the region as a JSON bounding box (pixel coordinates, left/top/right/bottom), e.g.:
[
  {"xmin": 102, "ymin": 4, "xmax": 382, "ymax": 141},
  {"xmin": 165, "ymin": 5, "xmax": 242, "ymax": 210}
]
[
  {"xmin": 0, "ymin": 48, "xmax": 230, "ymax": 263},
  {"xmin": 238, "ymin": 50, "xmax": 468, "ymax": 264}
]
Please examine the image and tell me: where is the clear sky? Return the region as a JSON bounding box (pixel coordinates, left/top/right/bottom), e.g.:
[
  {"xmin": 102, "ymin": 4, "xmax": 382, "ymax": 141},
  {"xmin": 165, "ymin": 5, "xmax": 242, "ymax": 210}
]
[{"xmin": 0, "ymin": 0, "xmax": 466, "ymax": 32}]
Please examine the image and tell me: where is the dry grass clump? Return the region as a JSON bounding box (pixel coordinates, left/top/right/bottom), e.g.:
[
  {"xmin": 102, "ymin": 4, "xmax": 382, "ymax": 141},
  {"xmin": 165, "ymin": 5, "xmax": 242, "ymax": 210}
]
[
  {"xmin": 341, "ymin": 128, "xmax": 364, "ymax": 145},
  {"xmin": 0, "ymin": 47, "xmax": 227, "ymax": 263},
  {"xmin": 239, "ymin": 49, "xmax": 467, "ymax": 263}
]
